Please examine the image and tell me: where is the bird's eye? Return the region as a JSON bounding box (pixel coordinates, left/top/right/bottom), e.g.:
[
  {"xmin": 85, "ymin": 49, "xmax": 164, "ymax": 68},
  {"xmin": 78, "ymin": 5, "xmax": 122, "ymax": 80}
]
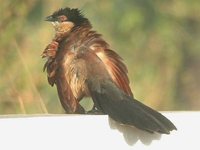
[{"xmin": 58, "ymin": 15, "xmax": 67, "ymax": 22}]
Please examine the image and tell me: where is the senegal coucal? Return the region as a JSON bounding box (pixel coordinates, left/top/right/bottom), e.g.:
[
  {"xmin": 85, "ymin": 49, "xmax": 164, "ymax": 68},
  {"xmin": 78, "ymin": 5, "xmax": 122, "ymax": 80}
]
[{"xmin": 42, "ymin": 7, "xmax": 177, "ymax": 134}]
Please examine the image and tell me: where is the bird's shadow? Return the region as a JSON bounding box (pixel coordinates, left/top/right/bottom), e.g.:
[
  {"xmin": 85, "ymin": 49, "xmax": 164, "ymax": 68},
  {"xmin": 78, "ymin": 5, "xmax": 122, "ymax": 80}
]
[{"xmin": 108, "ymin": 117, "xmax": 162, "ymax": 145}]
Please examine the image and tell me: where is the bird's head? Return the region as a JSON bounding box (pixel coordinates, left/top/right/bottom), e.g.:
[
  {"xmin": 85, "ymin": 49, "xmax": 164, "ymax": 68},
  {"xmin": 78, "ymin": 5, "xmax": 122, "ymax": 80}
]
[{"xmin": 45, "ymin": 7, "xmax": 91, "ymax": 33}]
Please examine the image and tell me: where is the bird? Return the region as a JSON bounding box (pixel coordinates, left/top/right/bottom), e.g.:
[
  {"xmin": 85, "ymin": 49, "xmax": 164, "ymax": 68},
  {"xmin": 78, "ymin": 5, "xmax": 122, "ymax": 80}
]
[{"xmin": 42, "ymin": 7, "xmax": 177, "ymax": 134}]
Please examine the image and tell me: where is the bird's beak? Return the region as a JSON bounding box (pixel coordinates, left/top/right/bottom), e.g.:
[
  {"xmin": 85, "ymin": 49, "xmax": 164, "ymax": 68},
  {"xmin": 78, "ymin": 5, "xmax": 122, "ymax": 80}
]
[{"xmin": 45, "ymin": 15, "xmax": 55, "ymax": 22}]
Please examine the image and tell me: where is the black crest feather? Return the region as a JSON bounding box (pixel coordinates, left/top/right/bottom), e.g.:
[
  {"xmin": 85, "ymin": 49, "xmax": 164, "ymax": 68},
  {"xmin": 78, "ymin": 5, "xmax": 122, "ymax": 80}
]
[{"xmin": 51, "ymin": 7, "xmax": 90, "ymax": 26}]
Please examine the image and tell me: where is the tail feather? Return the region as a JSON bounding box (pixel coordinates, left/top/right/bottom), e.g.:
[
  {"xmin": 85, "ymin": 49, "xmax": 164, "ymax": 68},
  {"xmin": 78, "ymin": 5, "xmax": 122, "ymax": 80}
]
[
  {"xmin": 132, "ymin": 99, "xmax": 177, "ymax": 132},
  {"xmin": 88, "ymin": 80, "xmax": 177, "ymax": 134}
]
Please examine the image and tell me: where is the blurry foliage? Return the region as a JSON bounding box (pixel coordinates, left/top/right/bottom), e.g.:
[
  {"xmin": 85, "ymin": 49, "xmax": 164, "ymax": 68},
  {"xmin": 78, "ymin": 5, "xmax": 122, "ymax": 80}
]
[{"xmin": 0, "ymin": 0, "xmax": 200, "ymax": 114}]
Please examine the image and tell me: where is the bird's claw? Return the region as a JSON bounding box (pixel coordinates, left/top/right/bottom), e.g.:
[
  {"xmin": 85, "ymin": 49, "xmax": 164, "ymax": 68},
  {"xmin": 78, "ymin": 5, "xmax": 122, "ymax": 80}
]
[{"xmin": 86, "ymin": 108, "xmax": 104, "ymax": 115}]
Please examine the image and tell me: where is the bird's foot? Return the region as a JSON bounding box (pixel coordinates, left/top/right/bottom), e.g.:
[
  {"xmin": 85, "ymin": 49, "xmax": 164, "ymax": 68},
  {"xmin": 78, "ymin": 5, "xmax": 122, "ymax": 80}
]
[{"xmin": 86, "ymin": 108, "xmax": 104, "ymax": 115}]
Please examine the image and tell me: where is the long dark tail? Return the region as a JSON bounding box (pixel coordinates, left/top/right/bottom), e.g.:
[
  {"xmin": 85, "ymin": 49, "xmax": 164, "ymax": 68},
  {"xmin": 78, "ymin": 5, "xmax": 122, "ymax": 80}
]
[{"xmin": 88, "ymin": 79, "xmax": 177, "ymax": 134}]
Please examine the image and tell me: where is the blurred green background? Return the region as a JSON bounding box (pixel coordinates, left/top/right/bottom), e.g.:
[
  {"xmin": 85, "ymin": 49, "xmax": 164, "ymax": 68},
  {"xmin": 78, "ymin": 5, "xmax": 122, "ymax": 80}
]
[{"xmin": 0, "ymin": 0, "xmax": 200, "ymax": 114}]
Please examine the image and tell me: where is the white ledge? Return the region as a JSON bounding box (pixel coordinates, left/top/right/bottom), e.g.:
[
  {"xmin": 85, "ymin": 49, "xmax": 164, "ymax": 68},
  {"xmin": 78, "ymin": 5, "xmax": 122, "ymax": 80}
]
[{"xmin": 0, "ymin": 112, "xmax": 199, "ymax": 150}]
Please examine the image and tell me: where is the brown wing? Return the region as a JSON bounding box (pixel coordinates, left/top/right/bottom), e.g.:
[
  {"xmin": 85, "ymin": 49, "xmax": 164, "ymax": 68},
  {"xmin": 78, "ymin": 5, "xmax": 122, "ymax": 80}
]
[
  {"xmin": 56, "ymin": 70, "xmax": 84, "ymax": 114},
  {"xmin": 90, "ymin": 43, "xmax": 133, "ymax": 97},
  {"xmin": 43, "ymin": 56, "xmax": 84, "ymax": 114}
]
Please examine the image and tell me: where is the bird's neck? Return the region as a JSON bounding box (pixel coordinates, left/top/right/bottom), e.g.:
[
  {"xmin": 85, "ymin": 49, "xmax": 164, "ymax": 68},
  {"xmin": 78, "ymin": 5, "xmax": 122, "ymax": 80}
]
[{"xmin": 53, "ymin": 24, "xmax": 92, "ymax": 43}]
